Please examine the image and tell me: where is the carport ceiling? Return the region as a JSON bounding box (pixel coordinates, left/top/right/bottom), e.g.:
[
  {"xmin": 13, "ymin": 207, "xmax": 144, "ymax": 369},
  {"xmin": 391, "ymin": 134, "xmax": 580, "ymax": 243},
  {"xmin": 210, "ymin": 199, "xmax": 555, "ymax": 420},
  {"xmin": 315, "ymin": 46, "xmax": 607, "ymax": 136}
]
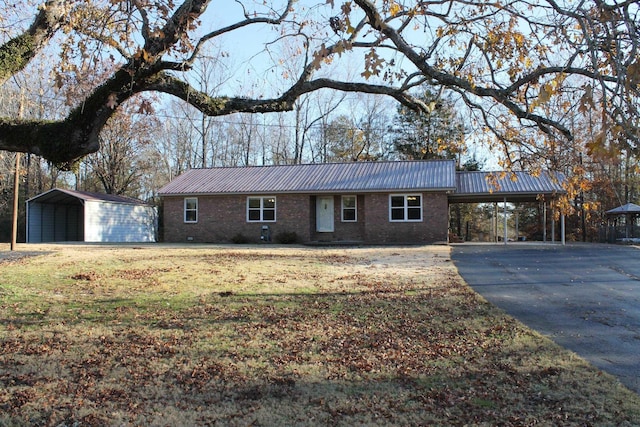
[{"xmin": 449, "ymin": 193, "xmax": 556, "ymax": 204}]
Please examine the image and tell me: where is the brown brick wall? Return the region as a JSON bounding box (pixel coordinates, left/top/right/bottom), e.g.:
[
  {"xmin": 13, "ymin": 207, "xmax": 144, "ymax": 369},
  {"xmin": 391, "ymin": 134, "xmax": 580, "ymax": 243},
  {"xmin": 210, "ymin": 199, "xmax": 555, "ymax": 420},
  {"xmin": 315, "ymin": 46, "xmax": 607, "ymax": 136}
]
[
  {"xmin": 363, "ymin": 193, "xmax": 449, "ymax": 244},
  {"xmin": 162, "ymin": 192, "xmax": 449, "ymax": 244},
  {"xmin": 162, "ymin": 195, "xmax": 312, "ymax": 243}
]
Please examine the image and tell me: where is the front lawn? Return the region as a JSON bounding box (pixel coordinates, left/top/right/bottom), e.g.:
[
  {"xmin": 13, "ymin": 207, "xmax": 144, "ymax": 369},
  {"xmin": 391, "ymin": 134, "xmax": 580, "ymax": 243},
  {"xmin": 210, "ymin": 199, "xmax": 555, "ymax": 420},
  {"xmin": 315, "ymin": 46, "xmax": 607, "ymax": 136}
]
[{"xmin": 1, "ymin": 244, "xmax": 639, "ymax": 426}]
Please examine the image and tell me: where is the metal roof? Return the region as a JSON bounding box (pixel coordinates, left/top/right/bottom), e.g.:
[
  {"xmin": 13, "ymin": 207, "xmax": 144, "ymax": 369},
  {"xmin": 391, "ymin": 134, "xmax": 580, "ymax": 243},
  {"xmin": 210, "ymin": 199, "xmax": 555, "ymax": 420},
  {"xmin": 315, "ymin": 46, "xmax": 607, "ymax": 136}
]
[
  {"xmin": 27, "ymin": 188, "xmax": 149, "ymax": 205},
  {"xmin": 158, "ymin": 160, "xmax": 458, "ymax": 195},
  {"xmin": 450, "ymin": 171, "xmax": 566, "ymax": 203},
  {"xmin": 158, "ymin": 161, "xmax": 566, "ymax": 202},
  {"xmin": 606, "ymin": 203, "xmax": 640, "ymax": 215}
]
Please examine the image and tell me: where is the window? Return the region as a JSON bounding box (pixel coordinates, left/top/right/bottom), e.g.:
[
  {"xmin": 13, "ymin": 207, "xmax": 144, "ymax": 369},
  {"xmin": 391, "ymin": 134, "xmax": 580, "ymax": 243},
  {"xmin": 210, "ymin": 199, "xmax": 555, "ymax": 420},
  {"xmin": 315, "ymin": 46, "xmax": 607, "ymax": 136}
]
[
  {"xmin": 342, "ymin": 195, "xmax": 357, "ymax": 222},
  {"xmin": 184, "ymin": 198, "xmax": 198, "ymax": 223},
  {"xmin": 389, "ymin": 194, "xmax": 422, "ymax": 222},
  {"xmin": 247, "ymin": 196, "xmax": 276, "ymax": 222}
]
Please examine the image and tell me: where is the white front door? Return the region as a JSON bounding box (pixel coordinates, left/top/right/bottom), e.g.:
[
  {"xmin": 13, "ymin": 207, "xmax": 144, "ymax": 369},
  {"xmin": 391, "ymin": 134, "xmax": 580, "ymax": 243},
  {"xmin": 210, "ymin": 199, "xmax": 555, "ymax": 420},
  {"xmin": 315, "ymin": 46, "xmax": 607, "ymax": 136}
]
[{"xmin": 316, "ymin": 196, "xmax": 334, "ymax": 232}]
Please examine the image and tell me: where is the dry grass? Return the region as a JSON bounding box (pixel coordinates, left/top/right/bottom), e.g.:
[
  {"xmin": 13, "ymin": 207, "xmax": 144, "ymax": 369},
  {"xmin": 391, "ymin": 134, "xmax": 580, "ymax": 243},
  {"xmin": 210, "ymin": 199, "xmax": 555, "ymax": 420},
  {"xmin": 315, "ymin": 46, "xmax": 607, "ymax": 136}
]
[{"xmin": 1, "ymin": 243, "xmax": 639, "ymax": 426}]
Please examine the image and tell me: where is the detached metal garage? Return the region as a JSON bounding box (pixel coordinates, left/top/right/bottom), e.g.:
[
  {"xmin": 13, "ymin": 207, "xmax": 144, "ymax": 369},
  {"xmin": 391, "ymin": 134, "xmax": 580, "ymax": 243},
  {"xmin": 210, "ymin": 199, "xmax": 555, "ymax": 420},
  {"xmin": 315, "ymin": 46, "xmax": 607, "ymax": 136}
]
[{"xmin": 26, "ymin": 188, "xmax": 157, "ymax": 243}]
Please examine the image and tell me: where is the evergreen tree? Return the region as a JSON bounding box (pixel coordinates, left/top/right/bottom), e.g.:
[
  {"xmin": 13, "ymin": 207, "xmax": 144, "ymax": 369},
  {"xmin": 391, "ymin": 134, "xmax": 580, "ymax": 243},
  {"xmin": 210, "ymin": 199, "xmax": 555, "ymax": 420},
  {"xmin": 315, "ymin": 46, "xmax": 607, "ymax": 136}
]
[{"xmin": 391, "ymin": 89, "xmax": 466, "ymax": 162}]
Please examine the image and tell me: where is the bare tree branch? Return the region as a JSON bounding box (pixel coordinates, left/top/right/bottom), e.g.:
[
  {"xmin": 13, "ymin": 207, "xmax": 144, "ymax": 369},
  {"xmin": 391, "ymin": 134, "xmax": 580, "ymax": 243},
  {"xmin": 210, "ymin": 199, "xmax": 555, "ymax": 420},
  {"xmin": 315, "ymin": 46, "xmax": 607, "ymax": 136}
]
[
  {"xmin": 0, "ymin": 0, "xmax": 638, "ymax": 167},
  {"xmin": 353, "ymin": 0, "xmax": 574, "ymax": 140},
  {"xmin": 0, "ymin": 0, "xmax": 67, "ymax": 85}
]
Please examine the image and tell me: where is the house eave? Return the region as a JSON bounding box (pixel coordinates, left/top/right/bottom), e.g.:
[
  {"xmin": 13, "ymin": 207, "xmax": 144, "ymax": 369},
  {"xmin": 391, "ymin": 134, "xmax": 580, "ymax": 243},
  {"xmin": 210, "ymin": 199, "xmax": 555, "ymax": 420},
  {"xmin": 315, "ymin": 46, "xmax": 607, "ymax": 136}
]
[{"xmin": 158, "ymin": 187, "xmax": 457, "ymax": 197}]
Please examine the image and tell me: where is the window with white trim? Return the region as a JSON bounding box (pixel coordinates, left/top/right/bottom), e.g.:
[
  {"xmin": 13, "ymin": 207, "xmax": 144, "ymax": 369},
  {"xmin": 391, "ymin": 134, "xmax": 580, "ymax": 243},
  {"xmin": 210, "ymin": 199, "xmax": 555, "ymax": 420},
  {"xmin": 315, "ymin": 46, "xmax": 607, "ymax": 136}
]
[
  {"xmin": 341, "ymin": 195, "xmax": 357, "ymax": 222},
  {"xmin": 184, "ymin": 197, "xmax": 198, "ymax": 223},
  {"xmin": 389, "ymin": 194, "xmax": 422, "ymax": 222},
  {"xmin": 247, "ymin": 196, "xmax": 276, "ymax": 222}
]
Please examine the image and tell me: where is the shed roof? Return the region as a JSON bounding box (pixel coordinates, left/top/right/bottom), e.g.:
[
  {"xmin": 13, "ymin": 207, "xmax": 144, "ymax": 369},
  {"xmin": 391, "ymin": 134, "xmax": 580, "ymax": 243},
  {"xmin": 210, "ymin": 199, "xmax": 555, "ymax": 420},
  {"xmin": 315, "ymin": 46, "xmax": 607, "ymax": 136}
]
[
  {"xmin": 27, "ymin": 188, "xmax": 149, "ymax": 206},
  {"xmin": 449, "ymin": 171, "xmax": 565, "ymax": 203},
  {"xmin": 158, "ymin": 160, "xmax": 457, "ymax": 195}
]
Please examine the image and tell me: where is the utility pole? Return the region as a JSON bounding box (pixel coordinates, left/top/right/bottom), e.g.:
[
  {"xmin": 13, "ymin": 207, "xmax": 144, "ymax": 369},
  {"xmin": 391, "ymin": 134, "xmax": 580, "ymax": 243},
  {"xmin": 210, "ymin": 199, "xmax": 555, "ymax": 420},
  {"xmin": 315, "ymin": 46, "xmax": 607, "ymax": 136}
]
[
  {"xmin": 11, "ymin": 90, "xmax": 25, "ymax": 251},
  {"xmin": 11, "ymin": 153, "xmax": 20, "ymax": 251}
]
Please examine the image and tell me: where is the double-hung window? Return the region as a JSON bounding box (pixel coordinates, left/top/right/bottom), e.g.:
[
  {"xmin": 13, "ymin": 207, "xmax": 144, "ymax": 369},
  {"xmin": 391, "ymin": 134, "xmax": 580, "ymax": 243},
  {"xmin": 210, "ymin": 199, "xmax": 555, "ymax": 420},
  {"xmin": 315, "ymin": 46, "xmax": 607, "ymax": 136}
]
[
  {"xmin": 184, "ymin": 197, "xmax": 198, "ymax": 223},
  {"xmin": 247, "ymin": 196, "xmax": 276, "ymax": 222},
  {"xmin": 341, "ymin": 195, "xmax": 357, "ymax": 222},
  {"xmin": 389, "ymin": 194, "xmax": 422, "ymax": 222}
]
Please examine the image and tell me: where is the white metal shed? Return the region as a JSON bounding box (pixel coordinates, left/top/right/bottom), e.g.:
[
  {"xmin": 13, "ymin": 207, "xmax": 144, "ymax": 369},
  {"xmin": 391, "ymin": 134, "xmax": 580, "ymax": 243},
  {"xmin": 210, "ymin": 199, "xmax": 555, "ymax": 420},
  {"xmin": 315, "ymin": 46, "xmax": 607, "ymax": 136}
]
[{"xmin": 26, "ymin": 188, "xmax": 157, "ymax": 243}]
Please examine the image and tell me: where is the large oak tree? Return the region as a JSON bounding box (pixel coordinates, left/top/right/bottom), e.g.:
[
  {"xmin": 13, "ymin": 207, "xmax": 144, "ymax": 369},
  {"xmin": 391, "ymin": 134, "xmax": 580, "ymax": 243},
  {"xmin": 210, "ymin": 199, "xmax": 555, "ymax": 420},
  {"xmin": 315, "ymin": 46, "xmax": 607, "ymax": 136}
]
[{"xmin": 0, "ymin": 0, "xmax": 638, "ymax": 168}]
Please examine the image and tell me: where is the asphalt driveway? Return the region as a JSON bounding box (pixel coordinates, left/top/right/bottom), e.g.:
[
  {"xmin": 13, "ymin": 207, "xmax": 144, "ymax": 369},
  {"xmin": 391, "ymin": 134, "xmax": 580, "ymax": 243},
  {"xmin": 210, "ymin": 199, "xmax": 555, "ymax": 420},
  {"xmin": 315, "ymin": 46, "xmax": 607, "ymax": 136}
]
[{"xmin": 452, "ymin": 243, "xmax": 640, "ymax": 394}]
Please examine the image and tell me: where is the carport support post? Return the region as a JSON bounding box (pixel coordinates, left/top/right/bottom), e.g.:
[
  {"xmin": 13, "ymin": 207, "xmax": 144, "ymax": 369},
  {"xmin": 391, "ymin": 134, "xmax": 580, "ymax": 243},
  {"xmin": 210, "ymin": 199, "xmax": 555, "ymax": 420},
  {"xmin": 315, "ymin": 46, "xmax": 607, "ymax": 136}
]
[
  {"xmin": 561, "ymin": 213, "xmax": 566, "ymax": 245},
  {"xmin": 503, "ymin": 197, "xmax": 508, "ymax": 245},
  {"xmin": 491, "ymin": 202, "xmax": 498, "ymax": 243},
  {"xmin": 543, "ymin": 201, "xmax": 547, "ymax": 242}
]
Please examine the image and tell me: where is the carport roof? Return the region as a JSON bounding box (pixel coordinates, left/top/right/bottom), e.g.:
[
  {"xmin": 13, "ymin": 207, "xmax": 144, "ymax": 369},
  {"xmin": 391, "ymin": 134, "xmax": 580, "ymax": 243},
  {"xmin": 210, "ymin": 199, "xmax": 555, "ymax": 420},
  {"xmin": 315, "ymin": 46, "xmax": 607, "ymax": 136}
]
[
  {"xmin": 27, "ymin": 188, "xmax": 149, "ymax": 205},
  {"xmin": 449, "ymin": 171, "xmax": 566, "ymax": 203}
]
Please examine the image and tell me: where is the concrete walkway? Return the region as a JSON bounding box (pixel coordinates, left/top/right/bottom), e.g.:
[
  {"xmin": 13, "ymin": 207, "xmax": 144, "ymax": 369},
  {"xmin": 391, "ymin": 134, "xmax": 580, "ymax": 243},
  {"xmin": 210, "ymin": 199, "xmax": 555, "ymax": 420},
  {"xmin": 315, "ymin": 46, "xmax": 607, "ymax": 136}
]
[{"xmin": 452, "ymin": 243, "xmax": 640, "ymax": 394}]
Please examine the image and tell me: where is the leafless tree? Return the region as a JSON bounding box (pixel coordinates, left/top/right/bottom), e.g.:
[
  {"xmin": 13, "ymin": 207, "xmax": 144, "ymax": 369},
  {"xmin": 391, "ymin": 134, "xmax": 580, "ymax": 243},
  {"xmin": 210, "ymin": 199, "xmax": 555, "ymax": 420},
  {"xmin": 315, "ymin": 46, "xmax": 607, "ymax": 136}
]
[{"xmin": 0, "ymin": 0, "xmax": 637, "ymax": 168}]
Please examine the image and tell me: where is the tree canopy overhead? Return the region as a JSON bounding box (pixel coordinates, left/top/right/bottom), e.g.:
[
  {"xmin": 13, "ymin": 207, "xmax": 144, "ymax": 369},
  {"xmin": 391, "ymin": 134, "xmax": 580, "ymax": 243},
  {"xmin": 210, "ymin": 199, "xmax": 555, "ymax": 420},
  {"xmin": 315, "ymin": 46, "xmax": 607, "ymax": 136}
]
[{"xmin": 0, "ymin": 0, "xmax": 638, "ymax": 168}]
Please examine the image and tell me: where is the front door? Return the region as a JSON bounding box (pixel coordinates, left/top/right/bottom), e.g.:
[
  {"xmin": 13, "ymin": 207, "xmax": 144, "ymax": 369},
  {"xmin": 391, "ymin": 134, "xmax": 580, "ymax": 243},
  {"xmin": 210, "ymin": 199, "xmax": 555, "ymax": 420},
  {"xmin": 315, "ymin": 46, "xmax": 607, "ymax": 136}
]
[{"xmin": 316, "ymin": 196, "xmax": 334, "ymax": 232}]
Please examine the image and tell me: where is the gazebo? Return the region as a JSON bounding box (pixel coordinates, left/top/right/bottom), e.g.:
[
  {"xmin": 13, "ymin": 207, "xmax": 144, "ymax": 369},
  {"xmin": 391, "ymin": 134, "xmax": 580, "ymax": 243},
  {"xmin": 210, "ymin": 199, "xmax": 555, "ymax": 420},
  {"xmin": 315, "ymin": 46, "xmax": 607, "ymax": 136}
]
[{"xmin": 605, "ymin": 203, "xmax": 640, "ymax": 241}]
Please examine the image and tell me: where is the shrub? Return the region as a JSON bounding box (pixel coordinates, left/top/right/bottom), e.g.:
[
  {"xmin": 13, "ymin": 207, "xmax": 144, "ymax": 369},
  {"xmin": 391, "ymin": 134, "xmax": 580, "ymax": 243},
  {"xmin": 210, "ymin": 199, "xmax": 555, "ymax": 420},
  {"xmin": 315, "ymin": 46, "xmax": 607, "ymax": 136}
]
[
  {"xmin": 275, "ymin": 231, "xmax": 298, "ymax": 244},
  {"xmin": 231, "ymin": 233, "xmax": 249, "ymax": 244}
]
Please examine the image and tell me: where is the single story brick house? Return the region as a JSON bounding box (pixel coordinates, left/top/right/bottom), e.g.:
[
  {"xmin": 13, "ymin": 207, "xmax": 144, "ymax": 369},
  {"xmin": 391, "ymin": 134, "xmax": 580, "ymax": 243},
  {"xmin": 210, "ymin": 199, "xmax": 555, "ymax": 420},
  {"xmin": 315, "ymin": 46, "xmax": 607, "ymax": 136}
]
[{"xmin": 158, "ymin": 160, "xmax": 565, "ymax": 244}]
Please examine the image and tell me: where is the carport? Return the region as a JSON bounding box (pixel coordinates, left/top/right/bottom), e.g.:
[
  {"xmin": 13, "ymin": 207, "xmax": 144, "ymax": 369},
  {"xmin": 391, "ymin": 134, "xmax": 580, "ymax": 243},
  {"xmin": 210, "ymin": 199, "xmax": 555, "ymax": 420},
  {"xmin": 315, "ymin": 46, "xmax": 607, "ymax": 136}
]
[
  {"xmin": 27, "ymin": 189, "xmax": 84, "ymax": 242},
  {"xmin": 450, "ymin": 171, "xmax": 567, "ymax": 244},
  {"xmin": 26, "ymin": 188, "xmax": 157, "ymax": 243}
]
